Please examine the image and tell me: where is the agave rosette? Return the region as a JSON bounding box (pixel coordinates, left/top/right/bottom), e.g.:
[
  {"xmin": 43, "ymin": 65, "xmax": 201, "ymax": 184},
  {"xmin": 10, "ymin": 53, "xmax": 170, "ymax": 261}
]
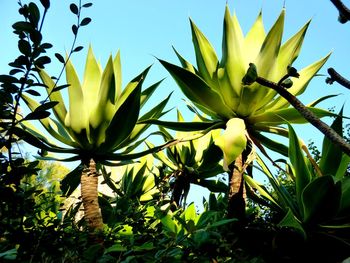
[
  {"xmin": 21, "ymin": 46, "xmax": 170, "ymax": 163},
  {"xmin": 148, "ymin": 111, "xmax": 226, "ymax": 200},
  {"xmin": 101, "ymin": 154, "xmax": 158, "ymax": 202},
  {"xmin": 159, "ymin": 5, "xmax": 333, "ymax": 167}
]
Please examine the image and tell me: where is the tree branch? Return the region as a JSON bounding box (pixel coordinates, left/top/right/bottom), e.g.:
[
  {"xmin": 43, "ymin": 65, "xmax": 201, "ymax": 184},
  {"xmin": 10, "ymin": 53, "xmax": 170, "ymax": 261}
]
[
  {"xmin": 256, "ymin": 76, "xmax": 350, "ymax": 156},
  {"xmin": 326, "ymin": 67, "xmax": 350, "ymax": 90},
  {"xmin": 330, "ymin": 0, "xmax": 350, "ymax": 23}
]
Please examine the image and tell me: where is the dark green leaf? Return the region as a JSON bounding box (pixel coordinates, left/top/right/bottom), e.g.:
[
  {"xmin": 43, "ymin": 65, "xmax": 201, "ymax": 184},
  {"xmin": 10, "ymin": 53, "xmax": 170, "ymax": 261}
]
[
  {"xmin": 288, "ymin": 124, "xmax": 311, "ymax": 207},
  {"xmin": 12, "ymin": 21, "xmax": 33, "ymax": 32},
  {"xmin": 319, "ymin": 107, "xmax": 344, "ymax": 176},
  {"xmin": 9, "ymin": 69, "xmax": 23, "ymax": 75},
  {"xmin": 35, "ymin": 101, "xmax": 59, "ymax": 112},
  {"xmin": 103, "ymin": 80, "xmax": 141, "ymax": 150},
  {"xmin": 0, "ymin": 75, "xmax": 19, "ymax": 84},
  {"xmin": 25, "ymin": 89, "xmax": 41, "ymax": 96},
  {"xmin": 80, "ymin": 17, "xmax": 92, "ymax": 26},
  {"xmin": 278, "ymin": 209, "xmax": 306, "ymax": 238},
  {"xmin": 40, "ymin": 43, "xmax": 53, "ymax": 49},
  {"xmin": 18, "ymin": 40, "xmax": 31, "ymax": 56},
  {"xmin": 61, "ymin": 165, "xmax": 83, "ymax": 197},
  {"xmin": 52, "ymin": 84, "xmax": 70, "ymax": 92},
  {"xmin": 69, "ymin": 3, "xmax": 79, "ymax": 14},
  {"xmin": 252, "ymin": 131, "xmax": 289, "ymax": 157},
  {"xmin": 35, "ymin": 56, "xmax": 51, "ymax": 68},
  {"xmin": 28, "ymin": 3, "xmax": 40, "ymax": 28},
  {"xmin": 55, "ymin": 53, "xmax": 65, "ymax": 63},
  {"xmin": 29, "ymin": 30, "xmax": 42, "ymax": 45},
  {"xmin": 73, "ymin": 46, "xmax": 83, "ymax": 52},
  {"xmin": 11, "ymin": 126, "xmax": 76, "ymax": 154},
  {"xmin": 39, "ymin": 0, "xmax": 50, "ymax": 9},
  {"xmin": 24, "ymin": 110, "xmax": 50, "ymax": 120},
  {"xmin": 82, "ymin": 3, "xmax": 93, "ymax": 8},
  {"xmin": 339, "ymin": 177, "xmax": 350, "ymax": 215},
  {"xmin": 72, "ymin": 25, "xmax": 78, "ymax": 35},
  {"xmin": 302, "ymin": 176, "xmax": 341, "ymax": 224}
]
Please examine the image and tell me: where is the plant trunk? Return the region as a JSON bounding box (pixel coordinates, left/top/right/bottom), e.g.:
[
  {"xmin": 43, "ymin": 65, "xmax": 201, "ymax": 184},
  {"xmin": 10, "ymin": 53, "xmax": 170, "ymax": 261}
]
[
  {"xmin": 81, "ymin": 159, "xmax": 104, "ymax": 232},
  {"xmin": 227, "ymin": 153, "xmax": 246, "ymax": 221}
]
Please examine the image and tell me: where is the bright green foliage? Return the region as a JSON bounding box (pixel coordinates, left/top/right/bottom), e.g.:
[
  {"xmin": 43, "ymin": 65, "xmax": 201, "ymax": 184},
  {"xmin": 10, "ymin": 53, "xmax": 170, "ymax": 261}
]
[
  {"xmin": 20, "ymin": 47, "xmax": 170, "ymax": 194},
  {"xmin": 159, "ymin": 5, "xmax": 333, "ymax": 167},
  {"xmin": 21, "ymin": 46, "xmax": 170, "ymax": 164},
  {"xmin": 100, "ymin": 154, "xmax": 158, "ymax": 202}
]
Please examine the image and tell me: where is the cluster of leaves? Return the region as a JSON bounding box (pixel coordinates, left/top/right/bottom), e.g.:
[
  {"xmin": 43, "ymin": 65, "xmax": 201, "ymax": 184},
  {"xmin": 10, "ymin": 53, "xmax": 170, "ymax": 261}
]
[
  {"xmin": 0, "ymin": 0, "xmax": 93, "ymax": 261},
  {"xmin": 1, "ymin": 1, "xmax": 350, "ymax": 263}
]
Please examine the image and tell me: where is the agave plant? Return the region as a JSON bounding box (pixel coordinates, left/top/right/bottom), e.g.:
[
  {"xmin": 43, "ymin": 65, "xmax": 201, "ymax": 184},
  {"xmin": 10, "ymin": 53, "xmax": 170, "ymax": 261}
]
[
  {"xmin": 147, "ymin": 111, "xmax": 225, "ymax": 207},
  {"xmin": 245, "ymin": 113, "xmax": 350, "ymax": 260},
  {"xmin": 101, "ymin": 153, "xmax": 158, "ymax": 202},
  {"xmin": 157, "ymin": 5, "xmax": 334, "ymax": 218},
  {"xmin": 20, "ymin": 47, "xmax": 170, "ymax": 231}
]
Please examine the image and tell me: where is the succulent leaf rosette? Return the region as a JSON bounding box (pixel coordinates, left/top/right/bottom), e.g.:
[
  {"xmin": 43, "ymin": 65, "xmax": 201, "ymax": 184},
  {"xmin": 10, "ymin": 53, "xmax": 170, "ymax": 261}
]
[
  {"xmin": 147, "ymin": 111, "xmax": 226, "ymax": 206},
  {"xmin": 159, "ymin": 6, "xmax": 332, "ymax": 169},
  {"xmin": 22, "ymin": 46, "xmax": 170, "ymax": 163}
]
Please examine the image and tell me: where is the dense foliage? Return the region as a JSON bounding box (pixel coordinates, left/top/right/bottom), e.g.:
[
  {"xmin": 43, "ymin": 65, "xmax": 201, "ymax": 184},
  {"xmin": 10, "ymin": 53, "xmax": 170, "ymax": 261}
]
[{"xmin": 1, "ymin": 1, "xmax": 349, "ymax": 262}]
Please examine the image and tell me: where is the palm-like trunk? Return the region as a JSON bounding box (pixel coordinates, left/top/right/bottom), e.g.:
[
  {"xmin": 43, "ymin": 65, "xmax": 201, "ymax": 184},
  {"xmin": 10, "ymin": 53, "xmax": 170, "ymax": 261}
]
[
  {"xmin": 81, "ymin": 159, "xmax": 103, "ymax": 231},
  {"xmin": 227, "ymin": 153, "xmax": 246, "ymax": 220}
]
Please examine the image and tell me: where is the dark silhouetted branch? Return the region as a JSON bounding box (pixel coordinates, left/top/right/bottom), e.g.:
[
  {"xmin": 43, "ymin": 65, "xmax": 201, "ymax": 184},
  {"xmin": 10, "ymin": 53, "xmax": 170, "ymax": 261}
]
[
  {"xmin": 256, "ymin": 76, "xmax": 350, "ymax": 156},
  {"xmin": 330, "ymin": 0, "xmax": 350, "ymax": 23},
  {"xmin": 326, "ymin": 67, "xmax": 350, "ymax": 90}
]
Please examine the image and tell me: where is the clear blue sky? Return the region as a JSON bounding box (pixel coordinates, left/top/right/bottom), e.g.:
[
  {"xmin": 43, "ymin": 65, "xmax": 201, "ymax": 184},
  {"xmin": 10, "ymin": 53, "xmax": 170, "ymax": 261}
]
[{"xmin": 1, "ymin": 0, "xmax": 349, "ymax": 207}]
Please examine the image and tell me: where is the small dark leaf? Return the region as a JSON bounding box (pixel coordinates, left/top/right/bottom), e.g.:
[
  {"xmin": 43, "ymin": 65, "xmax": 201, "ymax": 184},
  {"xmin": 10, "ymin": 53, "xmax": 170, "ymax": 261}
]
[
  {"xmin": 9, "ymin": 69, "xmax": 24, "ymax": 75},
  {"xmin": 35, "ymin": 56, "xmax": 51, "ymax": 68},
  {"xmin": 0, "ymin": 75, "xmax": 19, "ymax": 84},
  {"xmin": 2, "ymin": 83, "xmax": 19, "ymax": 93},
  {"xmin": 70, "ymin": 3, "xmax": 79, "ymax": 15},
  {"xmin": 80, "ymin": 17, "xmax": 91, "ymax": 26},
  {"xmin": 82, "ymin": 3, "xmax": 93, "ymax": 8},
  {"xmin": 28, "ymin": 2, "xmax": 40, "ymax": 28},
  {"xmin": 12, "ymin": 21, "xmax": 33, "ymax": 32},
  {"xmin": 18, "ymin": 39, "xmax": 32, "ymax": 56},
  {"xmin": 72, "ymin": 24, "xmax": 78, "ymax": 35},
  {"xmin": 73, "ymin": 46, "xmax": 83, "ymax": 52},
  {"xmin": 25, "ymin": 89, "xmax": 41, "ymax": 96},
  {"xmin": 40, "ymin": 43, "xmax": 53, "ymax": 49},
  {"xmin": 24, "ymin": 110, "xmax": 50, "ymax": 120},
  {"xmin": 52, "ymin": 84, "xmax": 70, "ymax": 92},
  {"xmin": 9, "ymin": 61, "xmax": 24, "ymax": 69},
  {"xmin": 30, "ymin": 30, "xmax": 42, "ymax": 46},
  {"xmin": 15, "ymin": 55, "xmax": 30, "ymax": 68},
  {"xmin": 35, "ymin": 101, "xmax": 59, "ymax": 112},
  {"xmin": 39, "ymin": 0, "xmax": 50, "ymax": 9},
  {"xmin": 55, "ymin": 53, "xmax": 65, "ymax": 64}
]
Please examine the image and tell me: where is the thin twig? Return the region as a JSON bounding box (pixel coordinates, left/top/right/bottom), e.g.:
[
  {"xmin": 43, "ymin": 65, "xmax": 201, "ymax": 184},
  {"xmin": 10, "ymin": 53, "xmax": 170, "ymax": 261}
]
[{"xmin": 256, "ymin": 76, "xmax": 350, "ymax": 156}]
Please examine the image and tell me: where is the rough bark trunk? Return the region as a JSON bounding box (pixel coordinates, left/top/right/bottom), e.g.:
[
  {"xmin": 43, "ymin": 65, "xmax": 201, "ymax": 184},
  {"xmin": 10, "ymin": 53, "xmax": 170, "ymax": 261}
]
[
  {"xmin": 81, "ymin": 159, "xmax": 104, "ymax": 232},
  {"xmin": 227, "ymin": 153, "xmax": 246, "ymax": 221}
]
